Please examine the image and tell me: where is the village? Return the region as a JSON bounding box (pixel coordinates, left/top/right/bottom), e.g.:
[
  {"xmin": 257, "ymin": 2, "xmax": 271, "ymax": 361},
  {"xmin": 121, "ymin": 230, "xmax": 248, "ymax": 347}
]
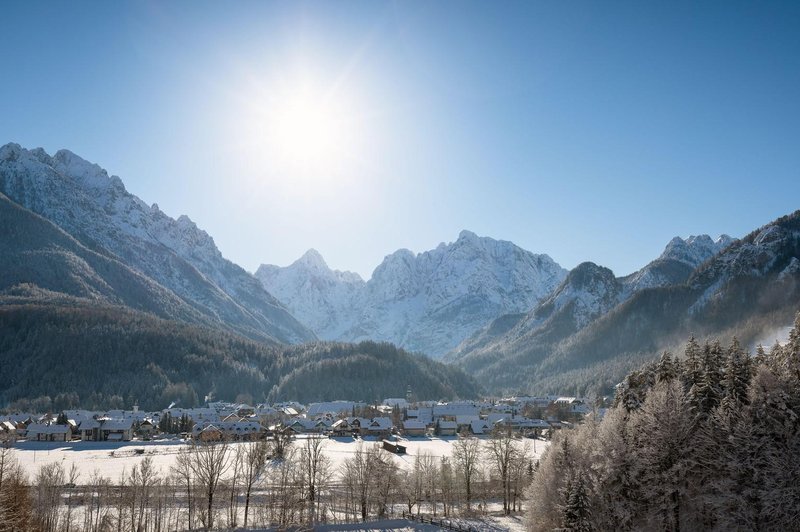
[
  {"xmin": 0, "ymin": 395, "xmax": 592, "ymax": 445},
  {"xmin": 0, "ymin": 394, "xmax": 596, "ymax": 530}
]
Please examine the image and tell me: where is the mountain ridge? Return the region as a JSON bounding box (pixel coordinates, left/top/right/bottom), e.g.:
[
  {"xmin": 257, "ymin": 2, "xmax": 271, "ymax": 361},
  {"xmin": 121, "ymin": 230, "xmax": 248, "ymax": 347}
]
[
  {"xmin": 0, "ymin": 143, "xmax": 314, "ymax": 344},
  {"xmin": 450, "ymin": 211, "xmax": 800, "ymax": 394},
  {"xmin": 256, "ymin": 229, "xmax": 568, "ymax": 357}
]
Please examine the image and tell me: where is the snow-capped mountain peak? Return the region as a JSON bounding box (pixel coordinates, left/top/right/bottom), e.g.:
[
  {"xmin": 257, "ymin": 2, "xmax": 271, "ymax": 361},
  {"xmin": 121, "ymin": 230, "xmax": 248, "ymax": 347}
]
[
  {"xmin": 457, "ymin": 229, "xmax": 479, "ymax": 242},
  {"xmin": 257, "ymin": 231, "xmax": 567, "ymax": 357},
  {"xmin": 661, "ymin": 234, "xmax": 735, "ymax": 266},
  {"xmin": 255, "ymin": 249, "xmax": 365, "ymax": 337},
  {"xmin": 0, "ymin": 143, "xmax": 314, "ymax": 344},
  {"xmin": 295, "ymin": 248, "xmax": 332, "ymax": 272}
]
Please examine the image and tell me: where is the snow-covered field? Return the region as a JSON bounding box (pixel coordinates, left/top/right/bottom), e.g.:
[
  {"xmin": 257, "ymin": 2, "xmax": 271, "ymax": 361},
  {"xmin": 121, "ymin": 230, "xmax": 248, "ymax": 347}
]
[{"xmin": 11, "ymin": 435, "xmax": 549, "ymax": 483}]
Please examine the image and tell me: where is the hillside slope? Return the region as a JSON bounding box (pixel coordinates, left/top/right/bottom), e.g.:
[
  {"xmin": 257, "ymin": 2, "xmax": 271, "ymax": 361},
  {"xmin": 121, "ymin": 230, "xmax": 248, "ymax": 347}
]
[
  {"xmin": 452, "ymin": 212, "xmax": 799, "ymax": 395},
  {"xmin": 0, "ymin": 143, "xmax": 313, "ymax": 344},
  {"xmin": 0, "ymin": 301, "xmax": 480, "ymax": 411}
]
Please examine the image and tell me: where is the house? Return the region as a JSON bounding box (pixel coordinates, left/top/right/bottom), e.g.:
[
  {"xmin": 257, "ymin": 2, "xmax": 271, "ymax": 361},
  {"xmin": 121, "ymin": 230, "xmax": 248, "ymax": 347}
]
[
  {"xmin": 223, "ymin": 421, "xmax": 264, "ymax": 440},
  {"xmin": 195, "ymin": 424, "xmax": 224, "ymax": 442},
  {"xmin": 236, "ymin": 404, "xmax": 255, "ymax": 417},
  {"xmin": 0, "ymin": 421, "xmax": 19, "ymax": 442},
  {"xmin": 364, "ymin": 417, "xmax": 393, "ymax": 437},
  {"xmin": 469, "ymin": 420, "xmax": 492, "ymax": 435},
  {"xmin": 433, "ymin": 402, "xmax": 480, "ymax": 421},
  {"xmin": 403, "ymin": 420, "xmax": 427, "ymax": 437},
  {"xmin": 26, "ymin": 423, "xmax": 72, "ymax": 442},
  {"xmin": 137, "ymin": 419, "xmax": 156, "ymax": 438},
  {"xmin": 382, "ymin": 398, "xmax": 409, "ymax": 409},
  {"xmin": 80, "ymin": 418, "xmax": 134, "ymax": 442},
  {"xmin": 331, "ymin": 419, "xmax": 354, "ymax": 437},
  {"xmin": 406, "ymin": 408, "xmax": 434, "ymax": 425},
  {"xmin": 330, "ymin": 417, "xmax": 371, "ymax": 436},
  {"xmin": 435, "ymin": 420, "xmax": 458, "ymax": 436},
  {"xmin": 307, "ymin": 401, "xmax": 366, "ymax": 417}
]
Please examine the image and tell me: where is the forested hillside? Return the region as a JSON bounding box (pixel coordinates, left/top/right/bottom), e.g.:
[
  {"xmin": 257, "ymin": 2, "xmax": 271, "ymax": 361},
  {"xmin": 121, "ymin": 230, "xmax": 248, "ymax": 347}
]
[
  {"xmin": 454, "ymin": 211, "xmax": 800, "ymax": 396},
  {"xmin": 526, "ymin": 313, "xmax": 800, "ymax": 531},
  {"xmin": 0, "ymin": 301, "xmax": 480, "ymax": 411}
]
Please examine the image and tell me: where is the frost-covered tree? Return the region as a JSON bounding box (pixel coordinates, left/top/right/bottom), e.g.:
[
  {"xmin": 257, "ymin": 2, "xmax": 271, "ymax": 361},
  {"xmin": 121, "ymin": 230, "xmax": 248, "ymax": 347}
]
[
  {"xmin": 452, "ymin": 435, "xmax": 482, "ymax": 512},
  {"xmin": 720, "ymin": 337, "xmax": 751, "ymax": 409},
  {"xmin": 562, "ymin": 472, "xmax": 592, "ymax": 532},
  {"xmin": 630, "ymin": 379, "xmax": 693, "ymax": 531}
]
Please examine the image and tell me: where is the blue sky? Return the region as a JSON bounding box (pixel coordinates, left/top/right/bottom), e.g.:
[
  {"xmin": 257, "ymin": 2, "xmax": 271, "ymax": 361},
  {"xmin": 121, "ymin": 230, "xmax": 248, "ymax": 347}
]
[{"xmin": 2, "ymin": 1, "xmax": 799, "ymax": 279}]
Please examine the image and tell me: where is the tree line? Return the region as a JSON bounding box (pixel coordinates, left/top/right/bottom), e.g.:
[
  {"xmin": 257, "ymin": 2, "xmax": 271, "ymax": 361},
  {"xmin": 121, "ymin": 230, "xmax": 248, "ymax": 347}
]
[
  {"xmin": 525, "ymin": 312, "xmax": 800, "ymax": 531},
  {"xmin": 0, "ymin": 303, "xmax": 480, "ymax": 411},
  {"xmin": 0, "ymin": 428, "xmax": 537, "ymax": 531}
]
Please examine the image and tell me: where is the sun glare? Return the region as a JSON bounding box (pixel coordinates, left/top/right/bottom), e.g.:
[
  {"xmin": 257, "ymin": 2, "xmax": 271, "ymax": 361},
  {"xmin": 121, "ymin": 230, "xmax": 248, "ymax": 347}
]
[
  {"xmin": 271, "ymin": 93, "xmax": 342, "ymax": 165},
  {"xmin": 245, "ymin": 85, "xmax": 362, "ymax": 183}
]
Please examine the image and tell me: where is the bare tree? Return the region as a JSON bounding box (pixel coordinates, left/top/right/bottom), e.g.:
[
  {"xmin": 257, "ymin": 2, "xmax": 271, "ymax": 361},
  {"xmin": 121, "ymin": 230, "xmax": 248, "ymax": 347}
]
[
  {"xmin": 171, "ymin": 447, "xmax": 195, "ymax": 530},
  {"xmin": 439, "ymin": 457, "xmax": 455, "ymax": 517},
  {"xmin": 62, "ymin": 463, "xmax": 79, "ymax": 532},
  {"xmin": 341, "ymin": 443, "xmax": 376, "ymax": 521},
  {"xmin": 418, "ymin": 451, "xmax": 439, "ymax": 516},
  {"xmin": 129, "ymin": 456, "xmax": 159, "ymax": 531},
  {"xmin": 509, "ymin": 440, "xmax": 532, "ymax": 512},
  {"xmin": 398, "ymin": 466, "xmax": 421, "ymax": 515},
  {"xmin": 299, "ymin": 436, "xmax": 331, "ymax": 523},
  {"xmin": 32, "ymin": 462, "xmax": 65, "ymax": 532},
  {"xmin": 83, "ymin": 469, "xmax": 111, "ymax": 532},
  {"xmin": 226, "ymin": 446, "xmax": 242, "ymax": 528},
  {"xmin": 266, "ymin": 445, "xmax": 300, "ymax": 526},
  {"xmin": 0, "ymin": 449, "xmax": 32, "ymax": 532},
  {"xmin": 271, "ymin": 428, "xmax": 293, "ymax": 460},
  {"xmin": 452, "ymin": 434, "xmax": 481, "ymax": 512},
  {"xmin": 238, "ymin": 439, "xmax": 271, "ymax": 528},
  {"xmin": 486, "ymin": 425, "xmax": 519, "ymax": 515},
  {"xmin": 189, "ymin": 439, "xmax": 230, "ymax": 530}
]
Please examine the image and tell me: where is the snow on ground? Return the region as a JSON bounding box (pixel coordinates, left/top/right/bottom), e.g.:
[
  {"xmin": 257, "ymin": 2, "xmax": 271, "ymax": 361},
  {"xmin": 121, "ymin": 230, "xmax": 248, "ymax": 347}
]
[{"xmin": 10, "ymin": 436, "xmax": 549, "ymax": 483}]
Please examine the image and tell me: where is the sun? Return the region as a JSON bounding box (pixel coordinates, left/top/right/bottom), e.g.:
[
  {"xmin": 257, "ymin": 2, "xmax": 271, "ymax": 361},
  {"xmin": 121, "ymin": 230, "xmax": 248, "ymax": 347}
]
[{"xmin": 249, "ymin": 85, "xmax": 361, "ymax": 181}]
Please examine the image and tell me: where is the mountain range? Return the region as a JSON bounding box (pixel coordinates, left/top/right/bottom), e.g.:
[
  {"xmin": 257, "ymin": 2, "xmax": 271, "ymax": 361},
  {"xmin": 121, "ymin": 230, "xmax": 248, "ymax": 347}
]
[
  {"xmin": 449, "ymin": 214, "xmax": 800, "ymax": 394},
  {"xmin": 256, "ymin": 230, "xmax": 567, "ymax": 357},
  {"xmin": 0, "ymin": 143, "xmax": 313, "ymax": 345},
  {"xmin": 1, "ymin": 142, "xmax": 798, "ymax": 402}
]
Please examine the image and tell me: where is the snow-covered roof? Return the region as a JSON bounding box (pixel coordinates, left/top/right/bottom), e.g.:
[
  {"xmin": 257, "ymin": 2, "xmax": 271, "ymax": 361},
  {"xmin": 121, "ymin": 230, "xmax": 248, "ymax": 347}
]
[
  {"xmin": 307, "ymin": 401, "xmax": 366, "ymax": 416},
  {"xmin": 26, "ymin": 423, "xmax": 71, "ymax": 434},
  {"xmin": 102, "ymin": 419, "xmax": 134, "ymax": 431},
  {"xmin": 470, "ymin": 420, "xmax": 491, "ymax": 434},
  {"xmin": 367, "ymin": 417, "xmax": 393, "ymax": 430}
]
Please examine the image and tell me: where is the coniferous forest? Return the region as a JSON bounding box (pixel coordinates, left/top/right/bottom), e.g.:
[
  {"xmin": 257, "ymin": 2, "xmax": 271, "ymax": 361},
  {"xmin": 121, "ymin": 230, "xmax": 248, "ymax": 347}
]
[
  {"xmin": 526, "ymin": 312, "xmax": 800, "ymax": 531},
  {"xmin": 0, "ymin": 301, "xmax": 480, "ymax": 411}
]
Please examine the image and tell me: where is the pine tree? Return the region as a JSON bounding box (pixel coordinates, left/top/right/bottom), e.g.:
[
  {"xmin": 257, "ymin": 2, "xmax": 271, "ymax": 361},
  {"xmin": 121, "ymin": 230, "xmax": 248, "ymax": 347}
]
[
  {"xmin": 682, "ymin": 336, "xmax": 703, "ymax": 389},
  {"xmin": 690, "ymin": 342, "xmax": 724, "ymax": 416},
  {"xmin": 720, "ymin": 337, "xmax": 751, "ymax": 409},
  {"xmin": 656, "ymin": 352, "xmax": 677, "ymax": 382},
  {"xmin": 782, "ymin": 311, "xmax": 800, "ymax": 381},
  {"xmin": 562, "ymin": 472, "xmax": 592, "ymax": 532}
]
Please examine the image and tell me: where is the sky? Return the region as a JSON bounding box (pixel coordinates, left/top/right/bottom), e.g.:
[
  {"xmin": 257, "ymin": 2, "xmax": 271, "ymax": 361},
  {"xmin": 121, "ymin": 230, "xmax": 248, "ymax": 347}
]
[{"xmin": 1, "ymin": 1, "xmax": 799, "ymax": 280}]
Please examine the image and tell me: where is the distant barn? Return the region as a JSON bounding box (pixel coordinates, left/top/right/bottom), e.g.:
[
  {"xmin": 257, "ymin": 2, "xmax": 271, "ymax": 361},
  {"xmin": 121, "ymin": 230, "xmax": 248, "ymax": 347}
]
[{"xmin": 382, "ymin": 440, "xmax": 407, "ymax": 454}]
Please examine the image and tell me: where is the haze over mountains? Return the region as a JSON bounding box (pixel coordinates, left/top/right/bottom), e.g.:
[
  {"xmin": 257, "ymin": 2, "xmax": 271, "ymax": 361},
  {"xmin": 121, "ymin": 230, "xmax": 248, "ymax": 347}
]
[{"xmin": 1, "ymin": 142, "xmax": 798, "ymax": 403}]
